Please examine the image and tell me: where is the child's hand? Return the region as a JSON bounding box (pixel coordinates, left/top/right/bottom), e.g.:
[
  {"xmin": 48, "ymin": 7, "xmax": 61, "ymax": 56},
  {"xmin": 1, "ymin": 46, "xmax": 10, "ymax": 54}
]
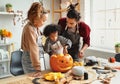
[{"xmin": 63, "ymin": 46, "xmax": 68, "ymax": 54}]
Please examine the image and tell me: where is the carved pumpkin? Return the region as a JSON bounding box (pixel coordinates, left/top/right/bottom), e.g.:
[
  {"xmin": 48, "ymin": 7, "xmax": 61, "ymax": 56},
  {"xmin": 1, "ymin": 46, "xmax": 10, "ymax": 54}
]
[{"xmin": 50, "ymin": 54, "xmax": 73, "ymax": 72}]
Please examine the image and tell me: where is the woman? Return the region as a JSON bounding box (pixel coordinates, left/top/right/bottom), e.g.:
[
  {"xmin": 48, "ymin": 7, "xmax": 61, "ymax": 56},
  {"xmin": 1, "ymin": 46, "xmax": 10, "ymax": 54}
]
[
  {"xmin": 58, "ymin": 3, "xmax": 91, "ymax": 61},
  {"xmin": 21, "ymin": 2, "xmax": 48, "ymax": 77}
]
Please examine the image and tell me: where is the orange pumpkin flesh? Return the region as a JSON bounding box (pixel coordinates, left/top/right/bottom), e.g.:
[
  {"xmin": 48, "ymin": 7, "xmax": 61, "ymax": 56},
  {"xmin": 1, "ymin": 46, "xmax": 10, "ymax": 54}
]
[{"xmin": 50, "ymin": 54, "xmax": 73, "ymax": 72}]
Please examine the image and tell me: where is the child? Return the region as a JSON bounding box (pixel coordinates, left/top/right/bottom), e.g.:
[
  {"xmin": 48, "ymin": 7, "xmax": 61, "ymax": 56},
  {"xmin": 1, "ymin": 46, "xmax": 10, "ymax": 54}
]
[{"xmin": 43, "ymin": 24, "xmax": 72, "ymax": 56}]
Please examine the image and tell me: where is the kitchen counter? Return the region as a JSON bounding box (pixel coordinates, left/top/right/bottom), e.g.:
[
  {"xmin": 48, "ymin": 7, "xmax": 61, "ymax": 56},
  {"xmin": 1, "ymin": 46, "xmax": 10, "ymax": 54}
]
[{"xmin": 0, "ymin": 58, "xmax": 120, "ymax": 84}]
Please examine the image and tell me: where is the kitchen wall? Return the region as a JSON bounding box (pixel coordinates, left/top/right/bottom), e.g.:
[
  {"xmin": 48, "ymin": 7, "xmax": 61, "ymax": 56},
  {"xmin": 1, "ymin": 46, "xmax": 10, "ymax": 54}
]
[{"xmin": 0, "ymin": 0, "xmax": 52, "ymax": 50}]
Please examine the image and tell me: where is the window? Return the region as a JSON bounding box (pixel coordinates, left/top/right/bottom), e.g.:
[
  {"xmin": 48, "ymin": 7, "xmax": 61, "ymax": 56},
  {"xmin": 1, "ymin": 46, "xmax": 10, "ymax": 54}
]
[{"xmin": 85, "ymin": 0, "xmax": 120, "ymax": 51}]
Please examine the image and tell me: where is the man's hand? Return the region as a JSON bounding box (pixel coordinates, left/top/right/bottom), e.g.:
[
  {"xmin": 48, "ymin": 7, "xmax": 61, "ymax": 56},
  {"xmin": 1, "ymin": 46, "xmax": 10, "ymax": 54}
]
[
  {"xmin": 78, "ymin": 50, "xmax": 84, "ymax": 58},
  {"xmin": 78, "ymin": 44, "xmax": 88, "ymax": 58}
]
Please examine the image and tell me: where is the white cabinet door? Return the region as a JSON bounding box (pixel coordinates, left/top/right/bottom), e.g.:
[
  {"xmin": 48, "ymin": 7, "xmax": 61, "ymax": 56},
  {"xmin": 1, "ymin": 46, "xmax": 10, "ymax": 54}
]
[
  {"xmin": 116, "ymin": 10, "xmax": 120, "ymax": 29},
  {"xmin": 91, "ymin": 0, "xmax": 120, "ymax": 50},
  {"xmin": 104, "ymin": 30, "xmax": 115, "ymax": 50},
  {"xmin": 91, "ymin": 30, "xmax": 105, "ymax": 48},
  {"xmin": 106, "ymin": 10, "xmax": 116, "ymax": 29},
  {"xmin": 92, "ymin": 12, "xmax": 106, "ymax": 29},
  {"xmin": 106, "ymin": 0, "xmax": 117, "ymax": 10},
  {"xmin": 0, "ymin": 43, "xmax": 13, "ymax": 78},
  {"xmin": 92, "ymin": 0, "xmax": 106, "ymax": 11}
]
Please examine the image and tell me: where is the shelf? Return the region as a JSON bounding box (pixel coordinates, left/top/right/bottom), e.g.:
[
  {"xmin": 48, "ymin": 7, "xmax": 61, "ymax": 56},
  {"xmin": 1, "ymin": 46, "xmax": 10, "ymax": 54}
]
[
  {"xmin": 0, "ymin": 73, "xmax": 11, "ymax": 78},
  {"xmin": 0, "ymin": 12, "xmax": 22, "ymax": 16},
  {"xmin": 54, "ymin": 9, "xmax": 67, "ymax": 13},
  {"xmin": 0, "ymin": 43, "xmax": 13, "ymax": 46},
  {"xmin": 0, "ymin": 59, "xmax": 10, "ymax": 62}
]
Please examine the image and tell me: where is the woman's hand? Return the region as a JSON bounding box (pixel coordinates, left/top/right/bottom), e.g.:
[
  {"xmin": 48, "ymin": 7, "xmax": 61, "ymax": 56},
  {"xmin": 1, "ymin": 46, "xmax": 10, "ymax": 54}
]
[{"xmin": 29, "ymin": 71, "xmax": 41, "ymax": 77}]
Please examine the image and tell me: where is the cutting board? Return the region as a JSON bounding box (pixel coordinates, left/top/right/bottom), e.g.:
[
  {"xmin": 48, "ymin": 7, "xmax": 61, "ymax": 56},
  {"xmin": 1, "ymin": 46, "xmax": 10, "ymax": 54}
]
[{"xmin": 7, "ymin": 68, "xmax": 97, "ymax": 84}]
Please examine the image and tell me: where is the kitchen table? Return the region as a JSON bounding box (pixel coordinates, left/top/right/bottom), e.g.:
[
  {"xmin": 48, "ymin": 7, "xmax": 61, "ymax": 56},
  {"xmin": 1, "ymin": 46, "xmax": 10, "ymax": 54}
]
[{"xmin": 0, "ymin": 58, "xmax": 120, "ymax": 84}]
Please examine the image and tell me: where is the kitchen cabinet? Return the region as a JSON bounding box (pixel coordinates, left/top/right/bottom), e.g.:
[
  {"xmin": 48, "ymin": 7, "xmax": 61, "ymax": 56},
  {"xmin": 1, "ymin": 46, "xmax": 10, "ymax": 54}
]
[
  {"xmin": 0, "ymin": 11, "xmax": 23, "ymax": 26},
  {"xmin": 0, "ymin": 43, "xmax": 14, "ymax": 78},
  {"xmin": 0, "ymin": 12, "xmax": 15, "ymax": 78},
  {"xmin": 91, "ymin": 0, "xmax": 120, "ymax": 51}
]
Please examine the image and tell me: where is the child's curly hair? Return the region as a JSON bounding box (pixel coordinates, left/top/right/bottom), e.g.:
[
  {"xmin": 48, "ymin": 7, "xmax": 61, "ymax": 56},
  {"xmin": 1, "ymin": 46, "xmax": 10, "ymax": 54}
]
[{"xmin": 43, "ymin": 24, "xmax": 61, "ymax": 37}]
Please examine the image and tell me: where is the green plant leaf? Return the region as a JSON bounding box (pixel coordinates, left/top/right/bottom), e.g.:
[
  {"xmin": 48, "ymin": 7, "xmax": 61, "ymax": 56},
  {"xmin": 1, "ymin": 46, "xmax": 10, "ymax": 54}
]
[
  {"xmin": 115, "ymin": 43, "xmax": 120, "ymax": 47},
  {"xmin": 6, "ymin": 3, "xmax": 12, "ymax": 7}
]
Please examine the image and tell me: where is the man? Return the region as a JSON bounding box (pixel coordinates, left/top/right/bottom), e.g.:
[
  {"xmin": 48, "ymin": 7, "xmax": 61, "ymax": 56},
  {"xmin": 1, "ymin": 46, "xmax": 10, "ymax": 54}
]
[{"xmin": 58, "ymin": 3, "xmax": 91, "ymax": 61}]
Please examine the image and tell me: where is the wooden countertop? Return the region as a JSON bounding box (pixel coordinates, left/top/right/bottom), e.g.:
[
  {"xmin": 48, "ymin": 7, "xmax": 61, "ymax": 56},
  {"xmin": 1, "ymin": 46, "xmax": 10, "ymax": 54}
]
[
  {"xmin": 0, "ymin": 58, "xmax": 120, "ymax": 84},
  {"xmin": 0, "ymin": 67, "xmax": 97, "ymax": 84}
]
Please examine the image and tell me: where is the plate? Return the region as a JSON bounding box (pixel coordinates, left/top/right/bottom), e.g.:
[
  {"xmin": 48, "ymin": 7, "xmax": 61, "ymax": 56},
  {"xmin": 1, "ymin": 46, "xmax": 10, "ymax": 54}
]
[{"xmin": 69, "ymin": 69, "xmax": 97, "ymax": 84}]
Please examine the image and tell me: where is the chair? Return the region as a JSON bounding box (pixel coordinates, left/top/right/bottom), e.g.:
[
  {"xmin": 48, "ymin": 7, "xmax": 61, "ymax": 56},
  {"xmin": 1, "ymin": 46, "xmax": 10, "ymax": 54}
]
[
  {"xmin": 115, "ymin": 53, "xmax": 120, "ymax": 62},
  {"xmin": 10, "ymin": 50, "xmax": 24, "ymax": 76}
]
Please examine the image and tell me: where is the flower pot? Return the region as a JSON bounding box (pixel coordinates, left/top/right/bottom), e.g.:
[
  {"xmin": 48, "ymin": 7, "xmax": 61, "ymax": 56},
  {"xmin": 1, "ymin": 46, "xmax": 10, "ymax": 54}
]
[
  {"xmin": 4, "ymin": 38, "xmax": 8, "ymax": 44},
  {"xmin": 0, "ymin": 36, "xmax": 8, "ymax": 44},
  {"xmin": 115, "ymin": 47, "xmax": 120, "ymax": 53},
  {"xmin": 6, "ymin": 7, "xmax": 12, "ymax": 12}
]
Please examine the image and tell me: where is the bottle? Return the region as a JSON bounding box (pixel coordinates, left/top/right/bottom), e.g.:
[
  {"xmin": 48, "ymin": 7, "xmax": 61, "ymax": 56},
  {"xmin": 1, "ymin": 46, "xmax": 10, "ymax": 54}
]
[
  {"xmin": 84, "ymin": 72, "xmax": 88, "ymax": 80},
  {"xmin": 98, "ymin": 60, "xmax": 101, "ymax": 67}
]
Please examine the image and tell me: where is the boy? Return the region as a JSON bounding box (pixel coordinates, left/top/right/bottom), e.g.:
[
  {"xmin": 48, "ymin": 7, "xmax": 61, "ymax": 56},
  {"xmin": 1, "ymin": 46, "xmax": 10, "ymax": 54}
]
[{"xmin": 43, "ymin": 24, "xmax": 72, "ymax": 56}]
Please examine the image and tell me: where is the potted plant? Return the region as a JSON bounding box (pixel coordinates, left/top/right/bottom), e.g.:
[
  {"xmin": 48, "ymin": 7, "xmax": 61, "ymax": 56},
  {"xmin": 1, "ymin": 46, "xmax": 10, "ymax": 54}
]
[
  {"xmin": 115, "ymin": 43, "xmax": 120, "ymax": 53},
  {"xmin": 6, "ymin": 3, "xmax": 13, "ymax": 12},
  {"xmin": 0, "ymin": 29, "xmax": 12, "ymax": 44}
]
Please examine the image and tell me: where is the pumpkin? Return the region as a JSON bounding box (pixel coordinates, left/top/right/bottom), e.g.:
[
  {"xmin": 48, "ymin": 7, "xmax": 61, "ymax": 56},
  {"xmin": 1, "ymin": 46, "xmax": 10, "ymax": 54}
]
[
  {"xmin": 108, "ymin": 57, "xmax": 116, "ymax": 63},
  {"xmin": 50, "ymin": 54, "xmax": 73, "ymax": 72}
]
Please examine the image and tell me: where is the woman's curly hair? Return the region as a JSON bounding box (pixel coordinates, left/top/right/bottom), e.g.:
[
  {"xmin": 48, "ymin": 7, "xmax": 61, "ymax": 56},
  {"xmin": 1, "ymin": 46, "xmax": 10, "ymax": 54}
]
[
  {"xmin": 43, "ymin": 24, "xmax": 61, "ymax": 37},
  {"xmin": 27, "ymin": 2, "xmax": 47, "ymax": 23}
]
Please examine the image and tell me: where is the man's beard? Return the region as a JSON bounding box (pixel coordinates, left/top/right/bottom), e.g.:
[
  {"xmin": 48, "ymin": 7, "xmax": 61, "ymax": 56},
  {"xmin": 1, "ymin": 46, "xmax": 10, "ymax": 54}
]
[{"xmin": 67, "ymin": 27, "xmax": 74, "ymax": 29}]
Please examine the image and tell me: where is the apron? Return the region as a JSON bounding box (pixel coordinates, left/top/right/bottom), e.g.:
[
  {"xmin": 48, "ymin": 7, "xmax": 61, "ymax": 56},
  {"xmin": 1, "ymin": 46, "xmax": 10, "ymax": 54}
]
[
  {"xmin": 22, "ymin": 27, "xmax": 44, "ymax": 73},
  {"xmin": 51, "ymin": 40, "xmax": 64, "ymax": 55},
  {"xmin": 62, "ymin": 24, "xmax": 80, "ymax": 61}
]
